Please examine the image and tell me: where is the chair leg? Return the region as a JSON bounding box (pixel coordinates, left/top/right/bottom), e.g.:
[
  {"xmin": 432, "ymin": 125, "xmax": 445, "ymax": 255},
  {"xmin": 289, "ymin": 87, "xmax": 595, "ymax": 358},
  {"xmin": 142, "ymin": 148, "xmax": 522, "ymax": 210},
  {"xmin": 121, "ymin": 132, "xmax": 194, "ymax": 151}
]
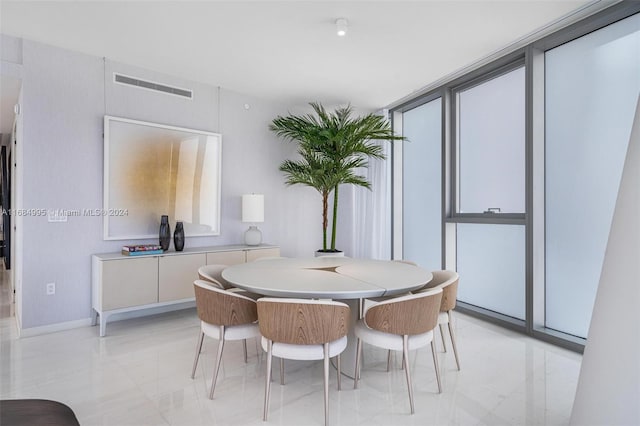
[
  {"xmin": 209, "ymin": 331, "xmax": 226, "ymax": 399},
  {"xmin": 336, "ymin": 354, "xmax": 341, "ymax": 391},
  {"xmin": 448, "ymin": 312, "xmax": 461, "ymax": 370},
  {"xmin": 191, "ymin": 331, "xmax": 205, "ymax": 379},
  {"xmin": 439, "ymin": 324, "xmax": 447, "ymax": 352},
  {"xmin": 402, "ymin": 335, "xmax": 415, "ymax": 415},
  {"xmin": 280, "ymin": 358, "xmax": 285, "ymax": 385},
  {"xmin": 243, "ymin": 339, "xmax": 248, "ymax": 363},
  {"xmin": 431, "ymin": 340, "xmax": 442, "ymax": 393},
  {"xmin": 263, "ymin": 340, "xmax": 273, "ymax": 421},
  {"xmin": 354, "ymin": 338, "xmax": 363, "ymax": 389},
  {"xmin": 323, "ymin": 343, "xmax": 329, "ymax": 426},
  {"xmin": 386, "ymin": 349, "xmax": 392, "ymax": 372}
]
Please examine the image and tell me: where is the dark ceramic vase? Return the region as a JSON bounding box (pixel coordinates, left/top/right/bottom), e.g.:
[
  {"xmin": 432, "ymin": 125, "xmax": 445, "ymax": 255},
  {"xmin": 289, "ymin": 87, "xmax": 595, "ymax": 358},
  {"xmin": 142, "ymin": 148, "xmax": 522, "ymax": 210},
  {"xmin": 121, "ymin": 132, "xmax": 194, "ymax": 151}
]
[
  {"xmin": 174, "ymin": 221, "xmax": 185, "ymax": 252},
  {"xmin": 159, "ymin": 215, "xmax": 171, "ymax": 251}
]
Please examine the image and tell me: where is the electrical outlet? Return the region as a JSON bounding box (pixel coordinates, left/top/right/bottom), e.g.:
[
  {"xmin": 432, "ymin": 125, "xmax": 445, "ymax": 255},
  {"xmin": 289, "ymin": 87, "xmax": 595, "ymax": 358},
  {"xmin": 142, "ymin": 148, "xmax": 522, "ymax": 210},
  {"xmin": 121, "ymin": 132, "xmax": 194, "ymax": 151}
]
[
  {"xmin": 46, "ymin": 282, "xmax": 55, "ymax": 295},
  {"xmin": 48, "ymin": 210, "xmax": 67, "ymax": 223}
]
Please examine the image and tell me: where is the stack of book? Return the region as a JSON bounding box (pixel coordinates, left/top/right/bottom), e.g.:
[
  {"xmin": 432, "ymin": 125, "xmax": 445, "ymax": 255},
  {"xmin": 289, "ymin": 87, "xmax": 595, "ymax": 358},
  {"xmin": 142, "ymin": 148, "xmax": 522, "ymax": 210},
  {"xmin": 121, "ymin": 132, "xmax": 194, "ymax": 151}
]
[{"xmin": 121, "ymin": 244, "xmax": 164, "ymax": 256}]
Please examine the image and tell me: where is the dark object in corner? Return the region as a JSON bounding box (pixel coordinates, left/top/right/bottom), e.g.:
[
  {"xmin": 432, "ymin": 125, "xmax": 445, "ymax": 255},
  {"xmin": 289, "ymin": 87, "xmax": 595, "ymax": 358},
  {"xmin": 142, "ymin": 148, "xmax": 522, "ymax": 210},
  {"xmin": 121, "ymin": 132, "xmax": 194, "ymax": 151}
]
[
  {"xmin": 0, "ymin": 399, "xmax": 80, "ymax": 426},
  {"xmin": 174, "ymin": 221, "xmax": 185, "ymax": 252},
  {"xmin": 159, "ymin": 215, "xmax": 171, "ymax": 251},
  {"xmin": 1, "ymin": 146, "xmax": 11, "ymax": 269}
]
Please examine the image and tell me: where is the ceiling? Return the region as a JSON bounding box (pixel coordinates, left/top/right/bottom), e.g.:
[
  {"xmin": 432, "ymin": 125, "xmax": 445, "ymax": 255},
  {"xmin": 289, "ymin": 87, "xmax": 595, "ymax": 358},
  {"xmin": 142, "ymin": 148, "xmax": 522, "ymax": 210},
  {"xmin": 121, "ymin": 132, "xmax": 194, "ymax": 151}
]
[{"xmin": 0, "ymin": 0, "xmax": 601, "ymax": 125}]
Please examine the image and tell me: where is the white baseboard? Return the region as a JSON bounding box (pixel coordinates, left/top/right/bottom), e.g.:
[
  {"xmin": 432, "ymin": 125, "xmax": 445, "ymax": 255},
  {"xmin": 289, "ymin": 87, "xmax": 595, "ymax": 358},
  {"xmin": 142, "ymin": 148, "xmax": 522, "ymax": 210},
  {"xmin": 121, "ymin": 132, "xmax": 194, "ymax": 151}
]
[
  {"xmin": 18, "ymin": 302, "xmax": 197, "ymax": 338},
  {"xmin": 17, "ymin": 302, "xmax": 197, "ymax": 338},
  {"xmin": 19, "ymin": 317, "xmax": 93, "ymax": 338}
]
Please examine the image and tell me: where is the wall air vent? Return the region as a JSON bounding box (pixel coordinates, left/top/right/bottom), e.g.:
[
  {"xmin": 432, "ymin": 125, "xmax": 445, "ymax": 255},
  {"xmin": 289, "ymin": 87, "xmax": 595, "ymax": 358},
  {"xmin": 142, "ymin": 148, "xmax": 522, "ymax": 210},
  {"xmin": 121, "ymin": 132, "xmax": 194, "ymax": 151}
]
[{"xmin": 113, "ymin": 73, "xmax": 193, "ymax": 99}]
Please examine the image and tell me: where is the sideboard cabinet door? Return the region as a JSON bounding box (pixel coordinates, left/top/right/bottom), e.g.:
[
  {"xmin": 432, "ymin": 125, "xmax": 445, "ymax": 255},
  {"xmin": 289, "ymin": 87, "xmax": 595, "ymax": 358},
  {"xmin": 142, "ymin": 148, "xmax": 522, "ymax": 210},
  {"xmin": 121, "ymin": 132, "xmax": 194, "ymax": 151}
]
[
  {"xmin": 102, "ymin": 257, "xmax": 158, "ymax": 310},
  {"xmin": 158, "ymin": 253, "xmax": 207, "ymax": 302},
  {"xmin": 246, "ymin": 247, "xmax": 281, "ymax": 262},
  {"xmin": 206, "ymin": 250, "xmax": 245, "ymax": 266}
]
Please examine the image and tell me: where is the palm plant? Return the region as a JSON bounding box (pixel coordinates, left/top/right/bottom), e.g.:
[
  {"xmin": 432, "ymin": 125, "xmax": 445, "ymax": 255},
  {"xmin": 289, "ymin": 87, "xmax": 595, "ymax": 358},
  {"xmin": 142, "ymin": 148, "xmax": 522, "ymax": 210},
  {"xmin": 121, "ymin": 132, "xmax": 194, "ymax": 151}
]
[{"xmin": 270, "ymin": 102, "xmax": 405, "ymax": 252}]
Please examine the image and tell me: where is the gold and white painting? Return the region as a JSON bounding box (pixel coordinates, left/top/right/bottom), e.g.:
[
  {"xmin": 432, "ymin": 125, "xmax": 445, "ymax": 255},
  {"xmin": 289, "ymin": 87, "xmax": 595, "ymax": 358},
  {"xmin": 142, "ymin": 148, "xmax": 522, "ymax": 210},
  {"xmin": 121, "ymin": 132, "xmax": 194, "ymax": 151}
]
[{"xmin": 104, "ymin": 116, "xmax": 221, "ymax": 240}]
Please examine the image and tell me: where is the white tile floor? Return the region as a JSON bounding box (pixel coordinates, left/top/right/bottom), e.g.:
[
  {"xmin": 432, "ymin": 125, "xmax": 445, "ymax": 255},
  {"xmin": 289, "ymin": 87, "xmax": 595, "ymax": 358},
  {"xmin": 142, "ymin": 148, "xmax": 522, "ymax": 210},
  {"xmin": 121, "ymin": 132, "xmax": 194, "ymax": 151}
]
[
  {"xmin": 0, "ymin": 265, "xmax": 13, "ymax": 319},
  {"xmin": 0, "ymin": 301, "xmax": 582, "ymax": 426}
]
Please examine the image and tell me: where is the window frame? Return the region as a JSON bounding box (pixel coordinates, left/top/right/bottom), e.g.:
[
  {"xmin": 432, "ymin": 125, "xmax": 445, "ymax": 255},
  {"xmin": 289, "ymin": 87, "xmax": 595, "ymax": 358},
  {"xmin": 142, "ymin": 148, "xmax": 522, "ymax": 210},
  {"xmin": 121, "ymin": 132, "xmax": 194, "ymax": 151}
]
[
  {"xmin": 390, "ymin": 2, "xmax": 640, "ymax": 353},
  {"xmin": 449, "ymin": 59, "xmax": 526, "ymax": 223}
]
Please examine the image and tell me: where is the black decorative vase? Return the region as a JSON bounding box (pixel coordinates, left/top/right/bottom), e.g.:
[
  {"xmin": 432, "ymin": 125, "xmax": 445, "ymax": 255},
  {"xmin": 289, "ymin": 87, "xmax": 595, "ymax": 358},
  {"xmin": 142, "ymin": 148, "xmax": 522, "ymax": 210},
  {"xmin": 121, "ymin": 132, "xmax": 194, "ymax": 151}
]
[
  {"xmin": 159, "ymin": 215, "xmax": 171, "ymax": 251},
  {"xmin": 174, "ymin": 221, "xmax": 185, "ymax": 252}
]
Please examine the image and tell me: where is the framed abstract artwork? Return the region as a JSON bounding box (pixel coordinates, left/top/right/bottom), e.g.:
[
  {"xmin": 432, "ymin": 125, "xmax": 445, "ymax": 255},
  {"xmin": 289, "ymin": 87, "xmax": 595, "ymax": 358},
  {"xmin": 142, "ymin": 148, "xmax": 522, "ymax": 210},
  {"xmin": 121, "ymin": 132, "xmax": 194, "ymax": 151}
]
[{"xmin": 103, "ymin": 116, "xmax": 222, "ymax": 240}]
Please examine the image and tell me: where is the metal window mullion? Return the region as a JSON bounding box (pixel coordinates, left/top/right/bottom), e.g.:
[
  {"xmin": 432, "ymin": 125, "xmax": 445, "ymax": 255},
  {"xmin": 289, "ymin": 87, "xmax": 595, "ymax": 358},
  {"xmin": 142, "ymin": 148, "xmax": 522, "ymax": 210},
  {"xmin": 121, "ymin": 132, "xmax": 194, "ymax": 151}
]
[
  {"xmin": 450, "ymin": 87, "xmax": 461, "ymax": 272},
  {"xmin": 525, "ymin": 45, "xmax": 535, "ymax": 335},
  {"xmin": 450, "ymin": 89, "xmax": 459, "ymax": 217},
  {"xmin": 446, "ymin": 216, "xmax": 526, "ymax": 226},
  {"xmin": 390, "ymin": 110, "xmax": 403, "ymax": 260},
  {"xmin": 530, "ymin": 45, "xmax": 547, "ymax": 336},
  {"xmin": 442, "ymin": 88, "xmax": 451, "ymax": 271}
]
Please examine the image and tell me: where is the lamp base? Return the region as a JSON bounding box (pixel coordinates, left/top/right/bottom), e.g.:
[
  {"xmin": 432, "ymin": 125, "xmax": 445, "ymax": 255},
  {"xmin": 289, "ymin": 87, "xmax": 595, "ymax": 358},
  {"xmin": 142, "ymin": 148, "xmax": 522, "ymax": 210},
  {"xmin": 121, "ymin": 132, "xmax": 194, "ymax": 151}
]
[{"xmin": 244, "ymin": 225, "xmax": 262, "ymax": 246}]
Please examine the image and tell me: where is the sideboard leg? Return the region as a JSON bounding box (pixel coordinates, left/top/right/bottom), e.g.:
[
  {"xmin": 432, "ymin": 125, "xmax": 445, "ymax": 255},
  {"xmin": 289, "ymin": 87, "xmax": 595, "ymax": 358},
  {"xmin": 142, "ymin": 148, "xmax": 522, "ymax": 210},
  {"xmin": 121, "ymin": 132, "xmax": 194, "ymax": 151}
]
[
  {"xmin": 100, "ymin": 315, "xmax": 107, "ymax": 337},
  {"xmin": 91, "ymin": 310, "xmax": 98, "ymax": 326}
]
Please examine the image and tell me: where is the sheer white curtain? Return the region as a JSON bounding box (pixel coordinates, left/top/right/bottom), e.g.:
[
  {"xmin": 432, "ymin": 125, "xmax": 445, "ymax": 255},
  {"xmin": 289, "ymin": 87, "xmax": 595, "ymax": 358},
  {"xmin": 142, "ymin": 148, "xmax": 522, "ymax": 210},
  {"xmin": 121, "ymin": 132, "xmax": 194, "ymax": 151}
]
[{"xmin": 352, "ymin": 139, "xmax": 392, "ymax": 259}]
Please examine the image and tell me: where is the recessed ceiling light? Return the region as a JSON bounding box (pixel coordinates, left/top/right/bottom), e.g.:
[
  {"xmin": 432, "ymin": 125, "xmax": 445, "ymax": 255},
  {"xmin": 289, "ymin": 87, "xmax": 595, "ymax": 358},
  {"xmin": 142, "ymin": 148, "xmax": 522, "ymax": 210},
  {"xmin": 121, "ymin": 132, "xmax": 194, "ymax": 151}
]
[{"xmin": 336, "ymin": 18, "xmax": 348, "ymax": 37}]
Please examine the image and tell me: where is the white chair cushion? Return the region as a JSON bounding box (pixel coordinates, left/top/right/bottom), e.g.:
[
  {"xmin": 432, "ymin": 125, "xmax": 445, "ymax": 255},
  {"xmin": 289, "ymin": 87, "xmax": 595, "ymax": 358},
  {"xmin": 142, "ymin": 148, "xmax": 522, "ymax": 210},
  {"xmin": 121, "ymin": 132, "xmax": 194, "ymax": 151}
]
[
  {"xmin": 261, "ymin": 336, "xmax": 348, "ymax": 361},
  {"xmin": 202, "ymin": 321, "xmax": 260, "ymax": 341},
  {"xmin": 354, "ymin": 319, "xmax": 434, "ymax": 351},
  {"xmin": 438, "ymin": 311, "xmax": 449, "ymax": 324}
]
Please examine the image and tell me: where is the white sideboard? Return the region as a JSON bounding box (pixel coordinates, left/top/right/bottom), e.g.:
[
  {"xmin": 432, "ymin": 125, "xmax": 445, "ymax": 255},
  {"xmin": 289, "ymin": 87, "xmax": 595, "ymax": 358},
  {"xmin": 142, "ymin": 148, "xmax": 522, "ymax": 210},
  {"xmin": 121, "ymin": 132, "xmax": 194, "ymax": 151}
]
[{"xmin": 91, "ymin": 244, "xmax": 279, "ymax": 336}]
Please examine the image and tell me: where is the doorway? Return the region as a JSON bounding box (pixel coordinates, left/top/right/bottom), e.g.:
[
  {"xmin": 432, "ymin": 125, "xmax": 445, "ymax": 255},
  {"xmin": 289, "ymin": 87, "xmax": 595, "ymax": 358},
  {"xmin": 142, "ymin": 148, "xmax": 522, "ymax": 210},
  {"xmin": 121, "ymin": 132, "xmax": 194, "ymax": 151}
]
[{"xmin": 0, "ymin": 74, "xmax": 20, "ymax": 319}]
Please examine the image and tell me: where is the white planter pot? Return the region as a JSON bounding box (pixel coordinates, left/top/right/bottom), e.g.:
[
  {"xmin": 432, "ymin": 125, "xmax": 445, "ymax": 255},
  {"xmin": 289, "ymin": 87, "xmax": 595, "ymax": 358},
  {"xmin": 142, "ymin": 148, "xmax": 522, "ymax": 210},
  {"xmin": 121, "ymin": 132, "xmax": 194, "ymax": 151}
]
[{"xmin": 315, "ymin": 250, "xmax": 345, "ymax": 257}]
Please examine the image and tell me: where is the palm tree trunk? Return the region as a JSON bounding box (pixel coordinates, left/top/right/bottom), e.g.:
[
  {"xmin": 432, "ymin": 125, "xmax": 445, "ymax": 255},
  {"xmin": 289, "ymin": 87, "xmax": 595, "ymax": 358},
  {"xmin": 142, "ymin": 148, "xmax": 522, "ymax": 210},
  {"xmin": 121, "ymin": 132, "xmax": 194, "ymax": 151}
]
[
  {"xmin": 330, "ymin": 185, "xmax": 339, "ymax": 251},
  {"xmin": 322, "ymin": 191, "xmax": 329, "ymax": 251}
]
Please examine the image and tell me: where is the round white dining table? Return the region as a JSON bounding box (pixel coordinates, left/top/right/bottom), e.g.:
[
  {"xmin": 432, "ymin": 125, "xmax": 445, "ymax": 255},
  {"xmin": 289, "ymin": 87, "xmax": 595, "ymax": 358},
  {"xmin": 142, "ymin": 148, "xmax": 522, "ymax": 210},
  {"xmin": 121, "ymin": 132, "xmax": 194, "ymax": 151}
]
[{"xmin": 222, "ymin": 256, "xmax": 433, "ymax": 377}]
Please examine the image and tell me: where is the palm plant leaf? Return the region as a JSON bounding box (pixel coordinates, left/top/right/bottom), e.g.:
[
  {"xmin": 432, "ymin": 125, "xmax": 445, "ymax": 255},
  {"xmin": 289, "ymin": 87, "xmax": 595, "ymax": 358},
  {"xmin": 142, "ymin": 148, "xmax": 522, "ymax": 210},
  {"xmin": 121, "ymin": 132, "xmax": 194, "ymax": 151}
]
[{"xmin": 270, "ymin": 102, "xmax": 407, "ymax": 251}]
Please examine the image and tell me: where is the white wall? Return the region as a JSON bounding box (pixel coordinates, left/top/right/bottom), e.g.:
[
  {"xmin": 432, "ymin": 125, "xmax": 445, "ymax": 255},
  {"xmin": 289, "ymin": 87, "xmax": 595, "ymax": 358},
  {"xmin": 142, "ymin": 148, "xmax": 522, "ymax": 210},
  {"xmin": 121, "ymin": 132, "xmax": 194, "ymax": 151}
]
[
  {"xmin": 0, "ymin": 33, "xmax": 22, "ymax": 75},
  {"xmin": 570, "ymin": 96, "xmax": 640, "ymax": 426},
  {"xmin": 12, "ymin": 35, "xmax": 322, "ymax": 331}
]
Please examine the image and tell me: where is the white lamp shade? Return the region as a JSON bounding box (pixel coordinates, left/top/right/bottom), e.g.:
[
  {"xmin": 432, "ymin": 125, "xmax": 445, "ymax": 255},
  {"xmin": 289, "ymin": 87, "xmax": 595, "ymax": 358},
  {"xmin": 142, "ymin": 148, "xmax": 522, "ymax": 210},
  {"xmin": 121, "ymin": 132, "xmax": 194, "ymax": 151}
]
[{"xmin": 242, "ymin": 194, "xmax": 264, "ymax": 223}]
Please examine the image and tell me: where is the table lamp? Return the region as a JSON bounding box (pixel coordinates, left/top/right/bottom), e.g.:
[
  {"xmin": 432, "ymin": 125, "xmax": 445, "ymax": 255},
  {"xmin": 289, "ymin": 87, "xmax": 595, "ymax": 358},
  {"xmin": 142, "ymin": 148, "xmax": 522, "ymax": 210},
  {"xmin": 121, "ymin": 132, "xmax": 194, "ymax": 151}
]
[{"xmin": 242, "ymin": 194, "xmax": 264, "ymax": 246}]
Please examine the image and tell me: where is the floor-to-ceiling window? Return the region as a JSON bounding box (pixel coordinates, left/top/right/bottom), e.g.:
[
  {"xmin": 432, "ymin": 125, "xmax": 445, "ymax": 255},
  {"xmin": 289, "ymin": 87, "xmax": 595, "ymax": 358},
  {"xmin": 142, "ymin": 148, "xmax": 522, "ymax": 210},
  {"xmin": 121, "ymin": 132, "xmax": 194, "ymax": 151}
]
[
  {"xmin": 544, "ymin": 13, "xmax": 640, "ymax": 338},
  {"xmin": 393, "ymin": 4, "xmax": 640, "ymax": 350},
  {"xmin": 453, "ymin": 65, "xmax": 526, "ymax": 320},
  {"xmin": 401, "ymin": 98, "xmax": 442, "ymax": 270}
]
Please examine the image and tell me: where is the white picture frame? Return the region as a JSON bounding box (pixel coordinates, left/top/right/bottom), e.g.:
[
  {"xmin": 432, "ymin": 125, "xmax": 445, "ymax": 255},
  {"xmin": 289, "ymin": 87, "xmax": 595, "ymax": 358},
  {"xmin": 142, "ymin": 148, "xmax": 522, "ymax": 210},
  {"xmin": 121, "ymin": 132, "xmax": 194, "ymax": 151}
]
[{"xmin": 103, "ymin": 116, "xmax": 222, "ymax": 240}]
